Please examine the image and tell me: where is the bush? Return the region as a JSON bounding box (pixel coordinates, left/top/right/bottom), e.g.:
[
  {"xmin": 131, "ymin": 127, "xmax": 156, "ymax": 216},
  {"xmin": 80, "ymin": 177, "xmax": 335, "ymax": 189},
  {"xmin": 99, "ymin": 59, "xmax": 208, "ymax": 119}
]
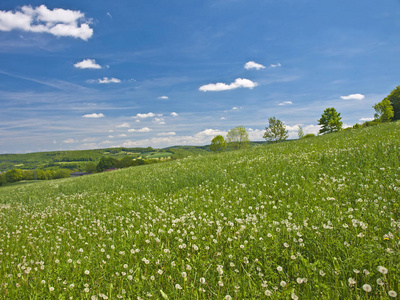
[{"xmin": 303, "ymin": 133, "xmax": 316, "ymax": 138}]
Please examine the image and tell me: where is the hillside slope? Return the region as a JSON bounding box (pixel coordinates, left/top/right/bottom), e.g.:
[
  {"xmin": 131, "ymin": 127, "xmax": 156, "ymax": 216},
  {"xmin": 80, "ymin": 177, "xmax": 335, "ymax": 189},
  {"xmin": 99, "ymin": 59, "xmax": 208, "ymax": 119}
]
[{"xmin": 0, "ymin": 123, "xmax": 399, "ymax": 299}]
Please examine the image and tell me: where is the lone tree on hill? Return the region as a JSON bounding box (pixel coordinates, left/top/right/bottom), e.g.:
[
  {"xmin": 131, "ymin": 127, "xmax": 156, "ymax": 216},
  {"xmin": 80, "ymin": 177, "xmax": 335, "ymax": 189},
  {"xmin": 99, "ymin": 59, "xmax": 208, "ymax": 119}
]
[
  {"xmin": 226, "ymin": 126, "xmax": 250, "ymax": 149},
  {"xmin": 263, "ymin": 117, "xmax": 288, "ymax": 142},
  {"xmin": 383, "ymin": 85, "xmax": 400, "ymax": 121},
  {"xmin": 318, "ymin": 107, "xmax": 343, "ymax": 134},
  {"xmin": 373, "ymin": 98, "xmax": 394, "ymax": 123},
  {"xmin": 210, "ymin": 135, "xmax": 227, "ymax": 152}
]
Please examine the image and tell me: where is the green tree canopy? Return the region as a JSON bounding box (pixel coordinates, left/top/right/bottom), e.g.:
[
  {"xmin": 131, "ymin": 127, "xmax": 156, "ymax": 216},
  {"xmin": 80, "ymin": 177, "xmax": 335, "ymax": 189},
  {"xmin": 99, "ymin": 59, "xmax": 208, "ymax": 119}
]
[
  {"xmin": 96, "ymin": 157, "xmax": 118, "ymax": 172},
  {"xmin": 373, "ymin": 98, "xmax": 394, "ymax": 123},
  {"xmin": 210, "ymin": 135, "xmax": 227, "ymax": 152},
  {"xmin": 317, "ymin": 107, "xmax": 343, "ymax": 134},
  {"xmin": 383, "ymin": 85, "xmax": 400, "ymax": 121},
  {"xmin": 5, "ymin": 169, "xmax": 23, "ymax": 183},
  {"xmin": 226, "ymin": 126, "xmax": 250, "ymax": 150},
  {"xmin": 297, "ymin": 125, "xmax": 304, "ymax": 139},
  {"xmin": 263, "ymin": 117, "xmax": 289, "ymax": 142}
]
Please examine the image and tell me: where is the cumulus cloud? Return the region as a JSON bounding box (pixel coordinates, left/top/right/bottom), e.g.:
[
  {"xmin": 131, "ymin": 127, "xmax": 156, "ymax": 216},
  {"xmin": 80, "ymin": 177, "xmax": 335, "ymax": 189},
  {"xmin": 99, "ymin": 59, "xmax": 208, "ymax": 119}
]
[
  {"xmin": 154, "ymin": 117, "xmax": 165, "ymax": 125},
  {"xmin": 278, "ymin": 101, "xmax": 293, "ymax": 106},
  {"xmin": 157, "ymin": 132, "xmax": 176, "ymax": 136},
  {"xmin": 196, "ymin": 129, "xmax": 227, "ymax": 137},
  {"xmin": 199, "ymin": 78, "xmax": 258, "ymax": 92},
  {"xmin": 0, "ymin": 5, "xmax": 93, "ymax": 40},
  {"xmin": 158, "ymin": 96, "xmax": 169, "ymax": 100},
  {"xmin": 116, "ymin": 122, "xmax": 130, "ymax": 128},
  {"xmin": 171, "ymin": 112, "xmax": 179, "ymax": 117},
  {"xmin": 118, "ymin": 134, "xmax": 127, "ymax": 137},
  {"xmin": 340, "ymin": 93, "xmax": 365, "ymax": 100},
  {"xmin": 98, "ymin": 77, "xmax": 121, "ymax": 84},
  {"xmin": 128, "ymin": 127, "xmax": 152, "ymax": 133},
  {"xmin": 232, "ymin": 107, "xmax": 242, "ymax": 110},
  {"xmin": 74, "ymin": 59, "xmax": 101, "ymax": 69},
  {"xmin": 244, "ymin": 61, "xmax": 266, "ymax": 70},
  {"xmin": 82, "ymin": 113, "xmax": 104, "ymax": 118},
  {"xmin": 135, "ymin": 112, "xmax": 155, "ymax": 119}
]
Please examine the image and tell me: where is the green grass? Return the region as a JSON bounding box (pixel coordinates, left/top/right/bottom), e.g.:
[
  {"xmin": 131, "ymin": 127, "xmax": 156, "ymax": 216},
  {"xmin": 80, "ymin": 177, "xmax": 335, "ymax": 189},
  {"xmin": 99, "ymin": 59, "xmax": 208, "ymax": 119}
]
[{"xmin": 0, "ymin": 123, "xmax": 399, "ymax": 299}]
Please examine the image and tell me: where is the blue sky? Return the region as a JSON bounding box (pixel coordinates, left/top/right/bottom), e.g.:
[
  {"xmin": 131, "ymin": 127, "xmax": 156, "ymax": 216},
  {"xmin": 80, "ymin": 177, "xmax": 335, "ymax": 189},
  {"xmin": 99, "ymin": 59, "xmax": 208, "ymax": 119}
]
[{"xmin": 1, "ymin": 0, "xmax": 399, "ymax": 153}]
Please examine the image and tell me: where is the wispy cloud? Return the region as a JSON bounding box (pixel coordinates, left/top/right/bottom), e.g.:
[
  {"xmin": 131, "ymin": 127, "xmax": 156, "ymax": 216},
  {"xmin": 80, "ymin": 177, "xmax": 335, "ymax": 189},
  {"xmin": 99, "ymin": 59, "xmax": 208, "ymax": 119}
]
[
  {"xmin": 171, "ymin": 112, "xmax": 179, "ymax": 117},
  {"xmin": 116, "ymin": 122, "xmax": 130, "ymax": 128},
  {"xmin": 360, "ymin": 117, "xmax": 374, "ymax": 122},
  {"xmin": 0, "ymin": 5, "xmax": 93, "ymax": 41},
  {"xmin": 157, "ymin": 132, "xmax": 176, "ymax": 136},
  {"xmin": 82, "ymin": 113, "xmax": 104, "ymax": 118},
  {"xmin": 154, "ymin": 117, "xmax": 165, "ymax": 125},
  {"xmin": 128, "ymin": 127, "xmax": 152, "ymax": 133},
  {"xmin": 340, "ymin": 93, "xmax": 365, "ymax": 100},
  {"xmin": 98, "ymin": 77, "xmax": 121, "ymax": 84},
  {"xmin": 278, "ymin": 101, "xmax": 293, "ymax": 106},
  {"xmin": 199, "ymin": 78, "xmax": 258, "ymax": 92},
  {"xmin": 158, "ymin": 95, "xmax": 169, "ymax": 100},
  {"xmin": 244, "ymin": 61, "xmax": 265, "ymax": 70},
  {"xmin": 63, "ymin": 138, "xmax": 78, "ymax": 144},
  {"xmin": 270, "ymin": 63, "xmax": 282, "ymax": 68},
  {"xmin": 74, "ymin": 59, "xmax": 101, "ymax": 69}
]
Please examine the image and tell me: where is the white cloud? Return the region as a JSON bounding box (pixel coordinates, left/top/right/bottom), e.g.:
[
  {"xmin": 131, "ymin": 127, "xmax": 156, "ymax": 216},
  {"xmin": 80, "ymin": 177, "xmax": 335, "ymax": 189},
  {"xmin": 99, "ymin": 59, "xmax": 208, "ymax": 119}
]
[
  {"xmin": 135, "ymin": 112, "xmax": 155, "ymax": 119},
  {"xmin": 199, "ymin": 78, "xmax": 258, "ymax": 92},
  {"xmin": 247, "ymin": 128, "xmax": 264, "ymax": 141},
  {"xmin": 270, "ymin": 63, "xmax": 282, "ymax": 68},
  {"xmin": 82, "ymin": 113, "xmax": 104, "ymax": 118},
  {"xmin": 106, "ymin": 12, "xmax": 112, "ymax": 19},
  {"xmin": 244, "ymin": 61, "xmax": 266, "ymax": 70},
  {"xmin": 360, "ymin": 117, "xmax": 374, "ymax": 122},
  {"xmin": 221, "ymin": 117, "xmax": 226, "ymax": 120},
  {"xmin": 340, "ymin": 93, "xmax": 365, "ymax": 100},
  {"xmin": 232, "ymin": 106, "xmax": 242, "ymax": 110},
  {"xmin": 63, "ymin": 138, "xmax": 78, "ymax": 144},
  {"xmin": 98, "ymin": 77, "xmax": 121, "ymax": 84},
  {"xmin": 128, "ymin": 127, "xmax": 152, "ymax": 133},
  {"xmin": 171, "ymin": 112, "xmax": 179, "ymax": 117},
  {"xmin": 278, "ymin": 101, "xmax": 293, "ymax": 106},
  {"xmin": 0, "ymin": 5, "xmax": 93, "ymax": 40},
  {"xmin": 116, "ymin": 122, "xmax": 130, "ymax": 128},
  {"xmin": 154, "ymin": 117, "xmax": 165, "ymax": 125},
  {"xmin": 108, "ymin": 135, "xmax": 114, "ymax": 139},
  {"xmin": 196, "ymin": 129, "xmax": 227, "ymax": 137},
  {"xmin": 74, "ymin": 59, "xmax": 101, "ymax": 69},
  {"xmin": 118, "ymin": 134, "xmax": 127, "ymax": 137},
  {"xmin": 158, "ymin": 96, "xmax": 169, "ymax": 100},
  {"xmin": 157, "ymin": 132, "xmax": 176, "ymax": 136}
]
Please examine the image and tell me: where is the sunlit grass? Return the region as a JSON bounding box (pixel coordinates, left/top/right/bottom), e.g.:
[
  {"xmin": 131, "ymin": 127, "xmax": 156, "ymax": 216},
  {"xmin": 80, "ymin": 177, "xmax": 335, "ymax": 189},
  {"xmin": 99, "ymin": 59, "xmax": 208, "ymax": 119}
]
[{"xmin": 1, "ymin": 122, "xmax": 399, "ymax": 299}]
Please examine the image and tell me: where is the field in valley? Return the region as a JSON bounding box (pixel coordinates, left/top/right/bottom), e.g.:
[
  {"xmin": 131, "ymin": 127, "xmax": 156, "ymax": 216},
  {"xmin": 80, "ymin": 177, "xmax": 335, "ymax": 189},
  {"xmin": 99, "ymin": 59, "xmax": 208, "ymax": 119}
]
[{"xmin": 0, "ymin": 123, "xmax": 399, "ymax": 299}]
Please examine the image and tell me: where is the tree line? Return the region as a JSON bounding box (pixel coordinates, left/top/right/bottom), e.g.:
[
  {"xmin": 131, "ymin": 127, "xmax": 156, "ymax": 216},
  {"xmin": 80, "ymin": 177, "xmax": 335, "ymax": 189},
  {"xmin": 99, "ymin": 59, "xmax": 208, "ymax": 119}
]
[
  {"xmin": 0, "ymin": 169, "xmax": 71, "ymax": 185},
  {"xmin": 210, "ymin": 85, "xmax": 399, "ymax": 152}
]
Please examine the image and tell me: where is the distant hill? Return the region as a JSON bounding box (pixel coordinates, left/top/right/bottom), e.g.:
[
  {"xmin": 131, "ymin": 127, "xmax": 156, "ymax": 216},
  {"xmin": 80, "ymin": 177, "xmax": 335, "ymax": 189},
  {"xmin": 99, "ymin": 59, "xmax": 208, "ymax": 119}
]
[{"xmin": 0, "ymin": 146, "xmax": 211, "ymax": 172}]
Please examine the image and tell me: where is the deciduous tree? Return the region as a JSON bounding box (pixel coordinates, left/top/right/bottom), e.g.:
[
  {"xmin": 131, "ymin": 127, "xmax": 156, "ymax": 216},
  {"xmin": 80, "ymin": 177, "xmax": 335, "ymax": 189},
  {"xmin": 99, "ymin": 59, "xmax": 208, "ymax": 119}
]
[
  {"xmin": 210, "ymin": 135, "xmax": 227, "ymax": 152},
  {"xmin": 373, "ymin": 99, "xmax": 394, "ymax": 123},
  {"xmin": 226, "ymin": 126, "xmax": 249, "ymax": 149},
  {"xmin": 317, "ymin": 107, "xmax": 343, "ymax": 134},
  {"xmin": 383, "ymin": 85, "xmax": 400, "ymax": 121},
  {"xmin": 263, "ymin": 117, "xmax": 288, "ymax": 142}
]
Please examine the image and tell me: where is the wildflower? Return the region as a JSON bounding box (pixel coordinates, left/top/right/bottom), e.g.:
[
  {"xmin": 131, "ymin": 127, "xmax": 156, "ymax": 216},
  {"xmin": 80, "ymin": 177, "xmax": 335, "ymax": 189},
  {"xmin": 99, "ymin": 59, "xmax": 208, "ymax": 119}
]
[
  {"xmin": 362, "ymin": 284, "xmax": 372, "ymax": 292},
  {"xmin": 225, "ymin": 295, "xmax": 232, "ymax": 300},
  {"xmin": 388, "ymin": 291, "xmax": 397, "ymax": 297},
  {"xmin": 291, "ymin": 293, "xmax": 299, "ymax": 300},
  {"xmin": 217, "ymin": 265, "xmax": 224, "ymax": 275},
  {"xmin": 85, "ymin": 270, "xmax": 90, "ymax": 275},
  {"xmin": 348, "ymin": 278, "xmax": 356, "ymax": 286},
  {"xmin": 277, "ymin": 266, "xmax": 283, "ymax": 272},
  {"xmin": 200, "ymin": 277, "xmax": 206, "ymax": 284},
  {"xmin": 265, "ymin": 290, "xmax": 272, "ymax": 296},
  {"xmin": 280, "ymin": 281, "xmax": 287, "ymax": 287},
  {"xmin": 41, "ymin": 280, "xmax": 46, "ymax": 284},
  {"xmin": 49, "ymin": 287, "xmax": 55, "ymax": 292},
  {"xmin": 377, "ymin": 266, "xmax": 388, "ymax": 275},
  {"xmin": 175, "ymin": 284, "xmax": 182, "ymax": 290},
  {"xmin": 181, "ymin": 272, "xmax": 187, "ymax": 278},
  {"xmin": 377, "ymin": 278, "xmax": 384, "ymax": 286}
]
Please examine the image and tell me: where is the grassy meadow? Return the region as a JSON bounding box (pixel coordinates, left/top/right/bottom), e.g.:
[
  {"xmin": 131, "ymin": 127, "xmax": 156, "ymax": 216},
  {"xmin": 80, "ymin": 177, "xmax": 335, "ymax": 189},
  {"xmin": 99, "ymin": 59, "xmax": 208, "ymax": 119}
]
[{"xmin": 0, "ymin": 123, "xmax": 399, "ymax": 299}]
